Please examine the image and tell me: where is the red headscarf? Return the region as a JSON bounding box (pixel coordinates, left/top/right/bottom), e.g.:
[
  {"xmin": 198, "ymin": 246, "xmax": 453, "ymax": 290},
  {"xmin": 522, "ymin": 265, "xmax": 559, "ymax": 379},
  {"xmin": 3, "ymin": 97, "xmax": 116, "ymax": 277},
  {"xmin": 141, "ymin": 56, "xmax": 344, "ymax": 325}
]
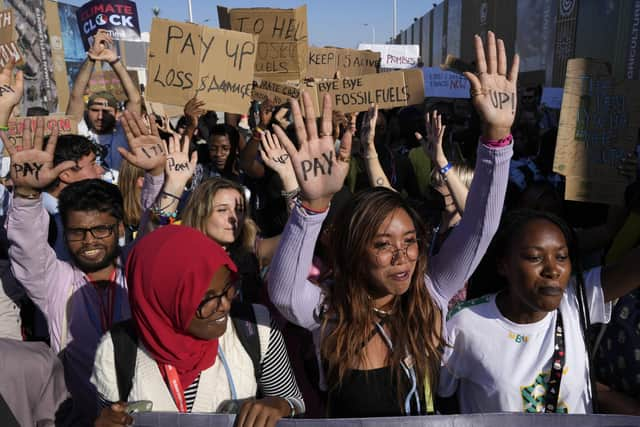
[{"xmin": 126, "ymin": 225, "xmax": 237, "ymax": 389}]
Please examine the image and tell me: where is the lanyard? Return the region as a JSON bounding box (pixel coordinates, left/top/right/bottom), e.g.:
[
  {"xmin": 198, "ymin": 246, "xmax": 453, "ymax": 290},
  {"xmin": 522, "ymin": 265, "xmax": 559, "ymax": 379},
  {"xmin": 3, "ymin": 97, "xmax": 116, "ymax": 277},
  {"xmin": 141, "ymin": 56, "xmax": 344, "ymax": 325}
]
[
  {"xmin": 545, "ymin": 311, "xmax": 565, "ymax": 413},
  {"xmin": 160, "ymin": 364, "xmax": 188, "ymax": 413},
  {"xmin": 160, "ymin": 346, "xmax": 237, "ymax": 413},
  {"xmin": 86, "ymin": 268, "xmax": 120, "ymax": 335},
  {"xmin": 374, "ymin": 322, "xmax": 422, "ymax": 415}
]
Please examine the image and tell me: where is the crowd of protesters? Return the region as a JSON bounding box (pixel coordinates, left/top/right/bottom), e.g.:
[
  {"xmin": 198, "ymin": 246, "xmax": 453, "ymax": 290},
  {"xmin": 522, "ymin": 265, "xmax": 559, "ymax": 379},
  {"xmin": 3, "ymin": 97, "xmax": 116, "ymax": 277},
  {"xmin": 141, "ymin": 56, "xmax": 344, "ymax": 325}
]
[{"xmin": 0, "ymin": 24, "xmax": 639, "ymax": 427}]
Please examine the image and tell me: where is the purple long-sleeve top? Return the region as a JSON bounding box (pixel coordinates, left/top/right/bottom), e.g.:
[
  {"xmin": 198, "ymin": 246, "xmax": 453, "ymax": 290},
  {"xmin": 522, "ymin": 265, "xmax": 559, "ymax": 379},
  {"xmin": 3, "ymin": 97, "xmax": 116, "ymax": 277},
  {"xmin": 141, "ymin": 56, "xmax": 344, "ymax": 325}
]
[
  {"xmin": 6, "ymin": 172, "xmax": 162, "ymax": 421},
  {"xmin": 267, "ymin": 142, "xmax": 513, "ymax": 363}
]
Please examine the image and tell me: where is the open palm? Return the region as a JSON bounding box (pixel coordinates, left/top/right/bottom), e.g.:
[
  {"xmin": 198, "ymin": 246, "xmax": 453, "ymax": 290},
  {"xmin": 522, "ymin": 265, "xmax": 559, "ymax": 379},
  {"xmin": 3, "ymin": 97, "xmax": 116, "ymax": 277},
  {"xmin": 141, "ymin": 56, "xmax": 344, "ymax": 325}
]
[
  {"xmin": 463, "ymin": 31, "xmax": 519, "ymax": 136},
  {"xmin": 119, "ymin": 111, "xmax": 166, "ymax": 174},
  {"xmin": 274, "ymin": 92, "xmax": 352, "ymax": 205}
]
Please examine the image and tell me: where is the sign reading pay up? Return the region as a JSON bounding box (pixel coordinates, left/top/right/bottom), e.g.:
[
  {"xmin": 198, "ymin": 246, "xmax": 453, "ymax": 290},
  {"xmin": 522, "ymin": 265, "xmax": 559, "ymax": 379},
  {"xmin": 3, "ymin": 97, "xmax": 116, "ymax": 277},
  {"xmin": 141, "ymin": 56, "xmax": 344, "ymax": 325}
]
[{"xmin": 146, "ymin": 18, "xmax": 258, "ymax": 114}]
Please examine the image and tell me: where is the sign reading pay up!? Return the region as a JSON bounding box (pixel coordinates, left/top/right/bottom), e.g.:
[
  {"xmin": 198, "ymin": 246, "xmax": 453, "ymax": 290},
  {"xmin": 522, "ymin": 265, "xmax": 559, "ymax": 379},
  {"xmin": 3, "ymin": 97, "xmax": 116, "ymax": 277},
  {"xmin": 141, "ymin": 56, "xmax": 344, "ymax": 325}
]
[{"xmin": 146, "ymin": 18, "xmax": 258, "ymax": 115}]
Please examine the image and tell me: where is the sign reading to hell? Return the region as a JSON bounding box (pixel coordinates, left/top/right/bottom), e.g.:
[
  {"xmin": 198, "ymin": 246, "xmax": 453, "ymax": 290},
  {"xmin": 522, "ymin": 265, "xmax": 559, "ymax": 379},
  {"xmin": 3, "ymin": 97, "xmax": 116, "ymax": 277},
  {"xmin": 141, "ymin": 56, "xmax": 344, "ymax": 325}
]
[
  {"xmin": 219, "ymin": 5, "xmax": 308, "ymax": 81},
  {"xmin": 315, "ymin": 70, "xmax": 423, "ymax": 113},
  {"xmin": 307, "ymin": 47, "xmax": 380, "ymax": 79},
  {"xmin": 4, "ymin": 116, "xmax": 78, "ymax": 153},
  {"xmin": 76, "ymin": 0, "xmax": 141, "ymax": 51},
  {"xmin": 146, "ymin": 18, "xmax": 258, "ymax": 115},
  {"xmin": 553, "ymin": 58, "xmax": 640, "ymax": 205},
  {"xmin": 0, "ymin": 9, "xmax": 23, "ymax": 69}
]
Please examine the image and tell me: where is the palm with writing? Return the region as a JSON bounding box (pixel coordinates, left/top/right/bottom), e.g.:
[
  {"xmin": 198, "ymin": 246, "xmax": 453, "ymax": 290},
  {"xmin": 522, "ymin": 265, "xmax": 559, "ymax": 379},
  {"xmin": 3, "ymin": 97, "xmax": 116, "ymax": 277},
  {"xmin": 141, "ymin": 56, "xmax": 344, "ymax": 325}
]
[
  {"xmin": 119, "ymin": 111, "xmax": 166, "ymax": 176},
  {"xmin": 463, "ymin": 31, "xmax": 520, "ymax": 140},
  {"xmin": 6, "ymin": 119, "xmax": 75, "ymax": 191},
  {"xmin": 415, "ymin": 110, "xmax": 447, "ymax": 169},
  {"xmin": 87, "ymin": 29, "xmax": 118, "ymax": 63},
  {"xmin": 275, "ymin": 92, "xmax": 352, "ymax": 210},
  {"xmin": 0, "ymin": 61, "xmax": 23, "ymax": 126},
  {"xmin": 259, "ymin": 130, "xmax": 297, "ymax": 190},
  {"xmin": 164, "ymin": 135, "xmax": 197, "ymax": 189}
]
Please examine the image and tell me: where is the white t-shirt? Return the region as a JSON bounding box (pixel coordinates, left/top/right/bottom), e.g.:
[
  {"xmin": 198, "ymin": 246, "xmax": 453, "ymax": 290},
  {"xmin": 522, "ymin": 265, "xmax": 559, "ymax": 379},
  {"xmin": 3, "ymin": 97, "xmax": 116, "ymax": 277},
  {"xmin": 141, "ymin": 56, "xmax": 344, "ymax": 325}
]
[{"xmin": 439, "ymin": 267, "xmax": 611, "ymax": 414}]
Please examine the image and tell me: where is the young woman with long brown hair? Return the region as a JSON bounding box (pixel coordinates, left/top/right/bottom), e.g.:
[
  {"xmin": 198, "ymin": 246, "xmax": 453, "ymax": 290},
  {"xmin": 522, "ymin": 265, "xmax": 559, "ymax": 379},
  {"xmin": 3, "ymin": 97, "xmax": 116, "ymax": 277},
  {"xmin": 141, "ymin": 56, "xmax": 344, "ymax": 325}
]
[{"xmin": 267, "ymin": 32, "xmax": 519, "ymax": 417}]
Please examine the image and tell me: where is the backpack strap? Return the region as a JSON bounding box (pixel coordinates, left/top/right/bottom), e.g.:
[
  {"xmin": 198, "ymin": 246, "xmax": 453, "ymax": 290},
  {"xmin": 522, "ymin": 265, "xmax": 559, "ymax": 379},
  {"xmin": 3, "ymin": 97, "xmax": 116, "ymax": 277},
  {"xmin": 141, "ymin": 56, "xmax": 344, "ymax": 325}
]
[
  {"xmin": 110, "ymin": 319, "xmax": 138, "ymax": 402},
  {"xmin": 230, "ymin": 301, "xmax": 262, "ymax": 395}
]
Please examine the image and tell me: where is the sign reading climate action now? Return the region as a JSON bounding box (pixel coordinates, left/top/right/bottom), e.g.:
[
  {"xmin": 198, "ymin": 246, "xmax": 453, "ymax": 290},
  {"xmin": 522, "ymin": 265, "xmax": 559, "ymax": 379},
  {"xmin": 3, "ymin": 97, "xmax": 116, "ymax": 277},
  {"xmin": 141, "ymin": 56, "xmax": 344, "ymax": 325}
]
[
  {"xmin": 146, "ymin": 18, "xmax": 258, "ymax": 115},
  {"xmin": 76, "ymin": 0, "xmax": 141, "ymax": 50}
]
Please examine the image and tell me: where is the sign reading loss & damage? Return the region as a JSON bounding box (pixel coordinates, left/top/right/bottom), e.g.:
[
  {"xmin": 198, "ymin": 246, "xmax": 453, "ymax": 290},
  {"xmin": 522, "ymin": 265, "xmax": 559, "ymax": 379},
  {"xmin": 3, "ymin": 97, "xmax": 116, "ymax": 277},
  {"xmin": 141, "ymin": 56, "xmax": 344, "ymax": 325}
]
[{"xmin": 146, "ymin": 18, "xmax": 257, "ymax": 115}]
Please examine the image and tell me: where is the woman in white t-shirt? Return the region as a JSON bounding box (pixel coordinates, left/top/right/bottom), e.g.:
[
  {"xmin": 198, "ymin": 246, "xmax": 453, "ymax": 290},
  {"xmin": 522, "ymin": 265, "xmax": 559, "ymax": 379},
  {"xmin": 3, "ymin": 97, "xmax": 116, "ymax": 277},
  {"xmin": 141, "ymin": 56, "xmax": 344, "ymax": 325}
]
[{"xmin": 439, "ymin": 209, "xmax": 640, "ymax": 414}]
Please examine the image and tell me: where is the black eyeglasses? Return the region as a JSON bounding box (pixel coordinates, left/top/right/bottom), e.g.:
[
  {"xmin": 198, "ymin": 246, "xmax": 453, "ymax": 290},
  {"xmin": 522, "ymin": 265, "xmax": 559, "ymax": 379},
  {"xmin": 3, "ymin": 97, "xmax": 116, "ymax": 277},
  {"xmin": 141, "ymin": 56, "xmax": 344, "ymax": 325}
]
[
  {"xmin": 195, "ymin": 280, "xmax": 241, "ymax": 319},
  {"xmin": 65, "ymin": 223, "xmax": 118, "ymax": 242}
]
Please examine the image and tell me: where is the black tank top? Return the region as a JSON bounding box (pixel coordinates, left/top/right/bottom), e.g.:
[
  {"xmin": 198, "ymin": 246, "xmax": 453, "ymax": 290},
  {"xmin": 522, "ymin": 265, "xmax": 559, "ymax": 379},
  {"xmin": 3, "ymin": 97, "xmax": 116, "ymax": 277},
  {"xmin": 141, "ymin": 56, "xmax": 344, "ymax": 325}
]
[{"xmin": 328, "ymin": 366, "xmax": 423, "ymax": 418}]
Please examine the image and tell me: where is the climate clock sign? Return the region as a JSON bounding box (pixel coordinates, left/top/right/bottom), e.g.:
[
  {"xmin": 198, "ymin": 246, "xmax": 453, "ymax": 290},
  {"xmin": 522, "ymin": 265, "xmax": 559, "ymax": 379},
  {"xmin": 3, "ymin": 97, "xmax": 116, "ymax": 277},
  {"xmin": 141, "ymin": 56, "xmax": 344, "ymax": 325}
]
[{"xmin": 76, "ymin": 0, "xmax": 140, "ymax": 50}]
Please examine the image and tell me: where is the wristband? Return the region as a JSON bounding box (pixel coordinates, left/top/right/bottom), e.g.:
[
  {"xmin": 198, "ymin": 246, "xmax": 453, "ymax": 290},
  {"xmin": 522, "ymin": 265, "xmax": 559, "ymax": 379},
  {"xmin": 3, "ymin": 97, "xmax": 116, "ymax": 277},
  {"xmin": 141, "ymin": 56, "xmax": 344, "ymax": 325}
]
[
  {"xmin": 0, "ymin": 125, "xmax": 8, "ymax": 131},
  {"xmin": 480, "ymin": 133, "xmax": 513, "ymax": 148},
  {"xmin": 160, "ymin": 190, "xmax": 181, "ymax": 201},
  {"xmin": 299, "ymin": 200, "xmax": 329, "ymax": 214},
  {"xmin": 108, "ymin": 57, "xmax": 121, "ymax": 65},
  {"xmin": 439, "ymin": 163, "xmax": 453, "ymax": 176}
]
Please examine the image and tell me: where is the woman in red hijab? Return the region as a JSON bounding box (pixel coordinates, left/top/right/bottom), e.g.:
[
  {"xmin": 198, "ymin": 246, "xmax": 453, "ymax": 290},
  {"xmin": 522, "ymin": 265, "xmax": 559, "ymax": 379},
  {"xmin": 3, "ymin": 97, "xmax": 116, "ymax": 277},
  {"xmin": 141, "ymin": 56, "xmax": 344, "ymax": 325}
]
[{"xmin": 92, "ymin": 225, "xmax": 304, "ymax": 426}]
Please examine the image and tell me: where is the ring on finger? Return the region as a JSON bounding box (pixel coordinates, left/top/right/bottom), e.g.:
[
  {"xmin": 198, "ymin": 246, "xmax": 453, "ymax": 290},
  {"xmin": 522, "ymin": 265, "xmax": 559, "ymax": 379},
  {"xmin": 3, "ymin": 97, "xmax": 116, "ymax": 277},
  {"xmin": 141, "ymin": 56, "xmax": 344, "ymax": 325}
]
[
  {"xmin": 337, "ymin": 154, "xmax": 351, "ymax": 163},
  {"xmin": 470, "ymin": 88, "xmax": 486, "ymax": 97}
]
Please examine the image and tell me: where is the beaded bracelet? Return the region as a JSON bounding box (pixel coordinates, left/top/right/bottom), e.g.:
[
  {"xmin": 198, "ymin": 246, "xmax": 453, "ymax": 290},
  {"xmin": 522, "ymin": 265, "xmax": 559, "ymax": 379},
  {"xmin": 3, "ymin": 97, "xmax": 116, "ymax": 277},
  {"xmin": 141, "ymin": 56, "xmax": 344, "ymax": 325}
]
[
  {"xmin": 439, "ymin": 163, "xmax": 453, "ymax": 176},
  {"xmin": 150, "ymin": 206, "xmax": 178, "ymax": 225}
]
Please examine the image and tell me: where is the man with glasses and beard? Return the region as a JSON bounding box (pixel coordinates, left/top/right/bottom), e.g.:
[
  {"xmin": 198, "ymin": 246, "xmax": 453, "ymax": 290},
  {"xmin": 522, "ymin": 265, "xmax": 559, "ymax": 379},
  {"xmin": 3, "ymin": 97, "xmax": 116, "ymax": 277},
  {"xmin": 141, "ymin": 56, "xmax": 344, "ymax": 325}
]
[{"xmin": 66, "ymin": 29, "xmax": 141, "ymax": 176}]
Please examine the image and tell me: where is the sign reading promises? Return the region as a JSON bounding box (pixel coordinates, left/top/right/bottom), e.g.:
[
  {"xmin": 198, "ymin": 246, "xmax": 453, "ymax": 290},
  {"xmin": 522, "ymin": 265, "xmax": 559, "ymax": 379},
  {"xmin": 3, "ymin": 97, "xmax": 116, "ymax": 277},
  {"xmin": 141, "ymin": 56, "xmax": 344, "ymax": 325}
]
[
  {"xmin": 307, "ymin": 47, "xmax": 379, "ymax": 79},
  {"xmin": 0, "ymin": 8, "xmax": 23, "ymax": 69},
  {"xmin": 218, "ymin": 5, "xmax": 308, "ymax": 81},
  {"xmin": 316, "ymin": 71, "xmax": 410, "ymax": 113},
  {"xmin": 4, "ymin": 116, "xmax": 78, "ymax": 152},
  {"xmin": 146, "ymin": 18, "xmax": 257, "ymax": 115},
  {"xmin": 553, "ymin": 58, "xmax": 640, "ymax": 205},
  {"xmin": 76, "ymin": 0, "xmax": 141, "ymax": 50},
  {"xmin": 358, "ymin": 44, "xmax": 419, "ymax": 69}
]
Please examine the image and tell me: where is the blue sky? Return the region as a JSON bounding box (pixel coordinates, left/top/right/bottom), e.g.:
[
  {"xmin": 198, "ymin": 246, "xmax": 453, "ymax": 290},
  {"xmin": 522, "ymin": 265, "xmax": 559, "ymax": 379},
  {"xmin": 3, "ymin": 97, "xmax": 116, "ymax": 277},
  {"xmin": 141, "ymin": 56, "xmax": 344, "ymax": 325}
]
[{"xmin": 63, "ymin": 0, "xmax": 437, "ymax": 48}]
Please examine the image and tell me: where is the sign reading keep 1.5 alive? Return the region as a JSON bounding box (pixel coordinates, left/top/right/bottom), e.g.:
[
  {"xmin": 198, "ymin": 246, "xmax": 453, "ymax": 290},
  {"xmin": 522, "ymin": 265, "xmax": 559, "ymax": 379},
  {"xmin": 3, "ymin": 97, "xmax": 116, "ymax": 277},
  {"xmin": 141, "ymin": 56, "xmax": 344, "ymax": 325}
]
[{"xmin": 76, "ymin": 0, "xmax": 141, "ymax": 51}]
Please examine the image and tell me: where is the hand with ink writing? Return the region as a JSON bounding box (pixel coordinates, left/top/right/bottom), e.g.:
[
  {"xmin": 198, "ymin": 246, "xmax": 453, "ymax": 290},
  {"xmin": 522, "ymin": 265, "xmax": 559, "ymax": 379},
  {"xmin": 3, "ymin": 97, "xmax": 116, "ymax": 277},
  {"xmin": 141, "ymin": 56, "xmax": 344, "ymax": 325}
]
[
  {"xmin": 0, "ymin": 60, "xmax": 23, "ymax": 128},
  {"xmin": 164, "ymin": 134, "xmax": 197, "ymax": 193},
  {"xmin": 464, "ymin": 31, "xmax": 519, "ymax": 140},
  {"xmin": 5, "ymin": 119, "xmax": 75, "ymax": 193},
  {"xmin": 88, "ymin": 29, "xmax": 118, "ymax": 63},
  {"xmin": 119, "ymin": 111, "xmax": 167, "ymax": 176},
  {"xmin": 415, "ymin": 110, "xmax": 447, "ymax": 169},
  {"xmin": 259, "ymin": 130, "xmax": 298, "ymax": 193},
  {"xmin": 274, "ymin": 92, "xmax": 352, "ymax": 211}
]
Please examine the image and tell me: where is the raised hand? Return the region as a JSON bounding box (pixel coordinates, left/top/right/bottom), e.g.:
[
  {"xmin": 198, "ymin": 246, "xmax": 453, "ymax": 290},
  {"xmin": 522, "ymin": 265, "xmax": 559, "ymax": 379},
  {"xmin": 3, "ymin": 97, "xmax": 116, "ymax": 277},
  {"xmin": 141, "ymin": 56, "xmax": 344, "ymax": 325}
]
[
  {"xmin": 274, "ymin": 92, "xmax": 352, "ymax": 210},
  {"xmin": 463, "ymin": 31, "xmax": 519, "ymax": 140},
  {"xmin": 0, "ymin": 61, "xmax": 23, "ymax": 126},
  {"xmin": 184, "ymin": 96, "xmax": 206, "ymax": 128},
  {"xmin": 119, "ymin": 111, "xmax": 166, "ymax": 176},
  {"xmin": 415, "ymin": 110, "xmax": 447, "ymax": 168},
  {"xmin": 88, "ymin": 29, "xmax": 118, "ymax": 63},
  {"xmin": 164, "ymin": 134, "xmax": 197, "ymax": 188},
  {"xmin": 259, "ymin": 130, "xmax": 297, "ymax": 191},
  {"xmin": 359, "ymin": 104, "xmax": 378, "ymax": 157},
  {"xmin": 5, "ymin": 119, "xmax": 75, "ymax": 191}
]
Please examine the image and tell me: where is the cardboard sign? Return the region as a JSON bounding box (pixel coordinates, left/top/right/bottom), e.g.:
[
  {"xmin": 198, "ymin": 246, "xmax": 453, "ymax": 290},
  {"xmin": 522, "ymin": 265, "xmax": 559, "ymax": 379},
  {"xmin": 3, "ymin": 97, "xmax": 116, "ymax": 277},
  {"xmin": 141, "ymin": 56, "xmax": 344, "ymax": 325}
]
[
  {"xmin": 87, "ymin": 69, "xmax": 139, "ymax": 102},
  {"xmin": 0, "ymin": 9, "xmax": 14, "ymax": 43},
  {"xmin": 541, "ymin": 87, "xmax": 564, "ymax": 109},
  {"xmin": 553, "ymin": 58, "xmax": 640, "ymax": 205},
  {"xmin": 0, "ymin": 8, "xmax": 23, "ymax": 69},
  {"xmin": 403, "ymin": 69, "xmax": 425, "ymax": 105},
  {"xmin": 251, "ymin": 79, "xmax": 320, "ymax": 114},
  {"xmin": 422, "ymin": 67, "xmax": 470, "ymax": 99},
  {"xmin": 358, "ymin": 44, "xmax": 419, "ymax": 69},
  {"xmin": 76, "ymin": 0, "xmax": 141, "ymax": 50},
  {"xmin": 316, "ymin": 71, "xmax": 410, "ymax": 113},
  {"xmin": 4, "ymin": 115, "xmax": 78, "ymax": 153},
  {"xmin": 307, "ymin": 47, "xmax": 379, "ymax": 79},
  {"xmin": 146, "ymin": 18, "xmax": 258, "ymax": 115},
  {"xmin": 218, "ymin": 5, "xmax": 308, "ymax": 81}
]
